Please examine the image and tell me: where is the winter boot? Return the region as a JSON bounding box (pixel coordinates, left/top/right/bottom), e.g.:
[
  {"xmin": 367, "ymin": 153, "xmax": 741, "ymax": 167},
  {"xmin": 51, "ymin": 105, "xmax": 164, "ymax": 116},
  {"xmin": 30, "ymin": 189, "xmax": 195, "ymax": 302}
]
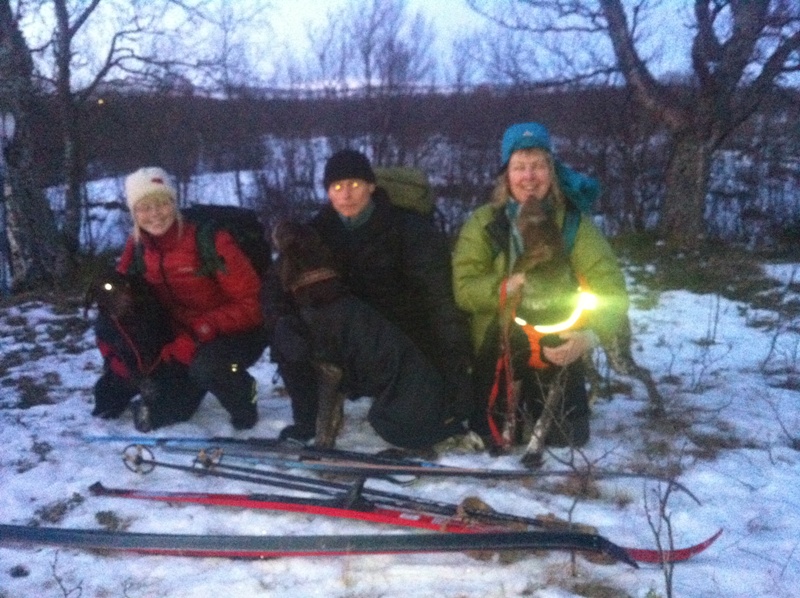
[
  {"xmin": 231, "ymin": 378, "xmax": 258, "ymax": 431},
  {"xmin": 130, "ymin": 396, "xmax": 153, "ymax": 433},
  {"xmin": 92, "ymin": 370, "xmax": 137, "ymax": 419},
  {"xmin": 545, "ymin": 411, "xmax": 590, "ymax": 448},
  {"xmin": 210, "ymin": 370, "xmax": 258, "ymax": 431},
  {"xmin": 278, "ymin": 424, "xmax": 315, "ymax": 443}
]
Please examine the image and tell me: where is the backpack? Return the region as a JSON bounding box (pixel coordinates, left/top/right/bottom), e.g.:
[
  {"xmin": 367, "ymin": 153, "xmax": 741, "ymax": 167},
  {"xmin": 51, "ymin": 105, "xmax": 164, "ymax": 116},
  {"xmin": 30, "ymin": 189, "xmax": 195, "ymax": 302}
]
[
  {"xmin": 128, "ymin": 205, "xmax": 271, "ymax": 278},
  {"xmin": 374, "ymin": 167, "xmax": 435, "ymax": 218},
  {"xmin": 555, "ymin": 161, "xmax": 601, "ymax": 255}
]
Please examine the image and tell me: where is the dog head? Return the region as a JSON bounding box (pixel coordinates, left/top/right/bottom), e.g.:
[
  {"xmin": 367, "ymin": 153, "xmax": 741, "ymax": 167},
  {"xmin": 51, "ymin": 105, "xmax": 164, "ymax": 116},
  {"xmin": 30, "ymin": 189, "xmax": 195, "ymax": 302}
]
[
  {"xmin": 272, "ymin": 220, "xmax": 338, "ymax": 296},
  {"xmin": 513, "ymin": 200, "xmax": 566, "ymax": 274},
  {"xmin": 84, "ymin": 268, "xmax": 144, "ymax": 319},
  {"xmin": 512, "ymin": 202, "xmax": 579, "ymax": 326}
]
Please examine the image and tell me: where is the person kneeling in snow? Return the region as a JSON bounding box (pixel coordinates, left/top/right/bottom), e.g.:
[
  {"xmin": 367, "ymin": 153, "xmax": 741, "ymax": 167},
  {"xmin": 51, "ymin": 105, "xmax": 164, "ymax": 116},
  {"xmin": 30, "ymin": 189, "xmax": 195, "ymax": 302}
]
[
  {"xmin": 452, "ymin": 122, "xmax": 630, "ymax": 456},
  {"xmin": 269, "ymin": 149, "xmax": 478, "ymax": 452},
  {"xmin": 91, "ymin": 167, "xmax": 269, "ymax": 431}
]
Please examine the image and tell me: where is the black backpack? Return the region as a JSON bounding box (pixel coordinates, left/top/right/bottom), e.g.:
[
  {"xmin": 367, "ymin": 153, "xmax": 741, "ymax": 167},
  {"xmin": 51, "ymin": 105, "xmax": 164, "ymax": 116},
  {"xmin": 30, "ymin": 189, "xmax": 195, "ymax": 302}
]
[{"xmin": 128, "ymin": 205, "xmax": 272, "ymax": 278}]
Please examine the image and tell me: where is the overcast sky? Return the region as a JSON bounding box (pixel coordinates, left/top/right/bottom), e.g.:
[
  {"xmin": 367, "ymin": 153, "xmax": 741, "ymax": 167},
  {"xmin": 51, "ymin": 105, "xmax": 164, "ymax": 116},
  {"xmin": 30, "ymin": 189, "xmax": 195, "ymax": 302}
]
[
  {"xmin": 18, "ymin": 0, "xmax": 696, "ymax": 91},
  {"xmin": 264, "ymin": 0, "xmax": 487, "ymax": 84},
  {"xmin": 264, "ymin": 0, "xmax": 693, "ymax": 85},
  {"xmin": 269, "ymin": 0, "xmax": 484, "ymax": 48}
]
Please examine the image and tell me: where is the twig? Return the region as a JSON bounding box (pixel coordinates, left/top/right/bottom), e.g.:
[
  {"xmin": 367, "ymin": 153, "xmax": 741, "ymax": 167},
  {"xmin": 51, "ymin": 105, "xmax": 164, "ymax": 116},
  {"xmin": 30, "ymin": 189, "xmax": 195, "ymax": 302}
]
[{"xmin": 50, "ymin": 551, "xmax": 83, "ymax": 598}]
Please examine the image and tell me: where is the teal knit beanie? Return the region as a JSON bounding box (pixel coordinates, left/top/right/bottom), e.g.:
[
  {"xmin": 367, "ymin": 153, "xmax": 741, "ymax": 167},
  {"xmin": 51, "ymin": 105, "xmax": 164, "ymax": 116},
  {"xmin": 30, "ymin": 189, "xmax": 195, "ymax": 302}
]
[
  {"xmin": 500, "ymin": 122, "xmax": 600, "ymax": 211},
  {"xmin": 500, "ymin": 122, "xmax": 552, "ymax": 167}
]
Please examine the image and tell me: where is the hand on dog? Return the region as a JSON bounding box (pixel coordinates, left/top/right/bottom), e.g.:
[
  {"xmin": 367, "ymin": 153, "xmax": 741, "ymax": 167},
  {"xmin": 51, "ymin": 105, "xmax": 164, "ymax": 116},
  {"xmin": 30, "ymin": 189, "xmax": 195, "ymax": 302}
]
[
  {"xmin": 191, "ymin": 319, "xmax": 216, "ymax": 343},
  {"xmin": 542, "ymin": 330, "xmax": 598, "ymax": 366},
  {"xmin": 159, "ymin": 334, "xmax": 197, "ymax": 365},
  {"xmin": 504, "ymin": 273, "xmax": 526, "ymax": 296}
]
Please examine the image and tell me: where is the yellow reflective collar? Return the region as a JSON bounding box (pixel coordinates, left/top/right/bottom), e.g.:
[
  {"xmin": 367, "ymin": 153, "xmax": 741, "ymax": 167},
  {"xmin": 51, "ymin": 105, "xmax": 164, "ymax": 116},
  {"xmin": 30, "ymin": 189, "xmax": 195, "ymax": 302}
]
[{"xmin": 514, "ymin": 291, "xmax": 598, "ymax": 334}]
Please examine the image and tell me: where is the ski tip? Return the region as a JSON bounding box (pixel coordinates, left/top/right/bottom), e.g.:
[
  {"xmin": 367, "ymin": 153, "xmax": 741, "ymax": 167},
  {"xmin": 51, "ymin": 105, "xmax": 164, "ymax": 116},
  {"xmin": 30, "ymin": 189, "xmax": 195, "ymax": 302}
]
[{"xmin": 626, "ymin": 528, "xmax": 723, "ymax": 564}]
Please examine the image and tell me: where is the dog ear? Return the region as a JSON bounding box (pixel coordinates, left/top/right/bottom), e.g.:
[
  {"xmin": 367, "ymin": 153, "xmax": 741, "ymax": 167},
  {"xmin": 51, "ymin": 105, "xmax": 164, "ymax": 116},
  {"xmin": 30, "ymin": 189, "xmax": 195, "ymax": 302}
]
[{"xmin": 272, "ymin": 220, "xmax": 301, "ymax": 252}]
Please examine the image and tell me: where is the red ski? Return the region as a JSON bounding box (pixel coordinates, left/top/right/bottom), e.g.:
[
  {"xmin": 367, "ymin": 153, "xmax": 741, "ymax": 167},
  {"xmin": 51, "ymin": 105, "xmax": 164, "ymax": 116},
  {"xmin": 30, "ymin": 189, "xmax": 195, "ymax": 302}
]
[{"xmin": 89, "ymin": 482, "xmax": 721, "ymax": 564}]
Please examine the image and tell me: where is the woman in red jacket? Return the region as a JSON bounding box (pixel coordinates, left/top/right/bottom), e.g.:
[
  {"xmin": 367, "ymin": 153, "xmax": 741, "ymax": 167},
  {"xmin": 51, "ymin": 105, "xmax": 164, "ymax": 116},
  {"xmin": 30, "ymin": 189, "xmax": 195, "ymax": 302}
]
[{"xmin": 93, "ymin": 167, "xmax": 268, "ymax": 431}]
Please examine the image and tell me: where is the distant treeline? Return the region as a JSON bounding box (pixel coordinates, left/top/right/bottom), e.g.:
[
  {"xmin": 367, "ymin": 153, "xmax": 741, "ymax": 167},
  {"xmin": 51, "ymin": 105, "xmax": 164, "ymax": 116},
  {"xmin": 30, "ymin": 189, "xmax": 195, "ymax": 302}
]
[
  {"xmin": 29, "ymin": 83, "xmax": 800, "ymax": 249},
  {"xmin": 27, "ymin": 85, "xmax": 683, "ymax": 183}
]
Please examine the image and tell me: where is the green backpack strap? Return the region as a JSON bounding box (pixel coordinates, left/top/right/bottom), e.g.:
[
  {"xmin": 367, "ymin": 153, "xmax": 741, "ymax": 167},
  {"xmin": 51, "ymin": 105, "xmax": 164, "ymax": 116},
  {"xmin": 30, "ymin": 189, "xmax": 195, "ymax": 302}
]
[
  {"xmin": 181, "ymin": 205, "xmax": 272, "ymax": 278},
  {"xmin": 193, "ymin": 219, "xmax": 227, "ymax": 277},
  {"xmin": 562, "ymin": 205, "xmax": 582, "ymax": 256},
  {"xmin": 126, "ymin": 242, "xmax": 146, "ymax": 277}
]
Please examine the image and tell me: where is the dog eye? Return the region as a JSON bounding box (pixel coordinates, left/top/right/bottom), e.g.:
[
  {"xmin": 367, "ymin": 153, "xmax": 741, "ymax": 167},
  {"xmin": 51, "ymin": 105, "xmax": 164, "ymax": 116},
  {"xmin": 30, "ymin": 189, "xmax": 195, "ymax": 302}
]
[{"xmin": 103, "ymin": 283, "xmax": 114, "ymax": 292}]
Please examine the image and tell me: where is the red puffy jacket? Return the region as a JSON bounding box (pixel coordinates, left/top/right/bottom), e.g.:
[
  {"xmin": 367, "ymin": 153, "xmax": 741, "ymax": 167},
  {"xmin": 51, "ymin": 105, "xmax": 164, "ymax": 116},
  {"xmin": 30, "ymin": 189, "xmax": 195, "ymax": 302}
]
[{"xmin": 117, "ymin": 220, "xmax": 264, "ymax": 348}]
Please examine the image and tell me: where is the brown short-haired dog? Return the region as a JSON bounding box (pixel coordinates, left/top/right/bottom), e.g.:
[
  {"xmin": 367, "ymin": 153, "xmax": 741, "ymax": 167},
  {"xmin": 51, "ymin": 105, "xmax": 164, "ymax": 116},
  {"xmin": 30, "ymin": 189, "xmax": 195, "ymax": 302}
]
[
  {"xmin": 499, "ymin": 201, "xmax": 582, "ymax": 467},
  {"xmin": 506, "ymin": 201, "xmax": 662, "ymax": 467}
]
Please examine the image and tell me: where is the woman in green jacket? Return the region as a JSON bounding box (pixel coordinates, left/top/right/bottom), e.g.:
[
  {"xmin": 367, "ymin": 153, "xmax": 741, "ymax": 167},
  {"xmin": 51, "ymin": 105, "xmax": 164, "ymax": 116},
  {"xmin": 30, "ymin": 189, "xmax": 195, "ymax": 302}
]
[{"xmin": 452, "ymin": 122, "xmax": 629, "ymax": 451}]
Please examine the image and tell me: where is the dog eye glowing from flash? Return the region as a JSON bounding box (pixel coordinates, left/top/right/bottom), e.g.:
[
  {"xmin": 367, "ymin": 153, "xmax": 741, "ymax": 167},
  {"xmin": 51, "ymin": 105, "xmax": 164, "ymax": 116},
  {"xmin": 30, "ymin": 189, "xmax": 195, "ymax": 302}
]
[
  {"xmin": 103, "ymin": 283, "xmax": 114, "ymax": 292},
  {"xmin": 514, "ymin": 291, "xmax": 599, "ymax": 334}
]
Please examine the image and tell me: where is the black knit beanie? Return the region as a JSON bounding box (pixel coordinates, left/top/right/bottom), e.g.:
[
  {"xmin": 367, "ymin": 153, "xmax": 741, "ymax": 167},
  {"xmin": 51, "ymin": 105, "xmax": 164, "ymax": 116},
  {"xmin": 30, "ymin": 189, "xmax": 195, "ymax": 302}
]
[{"xmin": 323, "ymin": 149, "xmax": 376, "ymax": 189}]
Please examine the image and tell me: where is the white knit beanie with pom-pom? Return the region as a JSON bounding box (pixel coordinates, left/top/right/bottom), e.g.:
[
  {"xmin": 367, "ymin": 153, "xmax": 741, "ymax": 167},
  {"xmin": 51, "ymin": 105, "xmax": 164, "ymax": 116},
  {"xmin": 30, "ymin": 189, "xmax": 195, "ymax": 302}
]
[{"xmin": 124, "ymin": 167, "xmax": 177, "ymax": 211}]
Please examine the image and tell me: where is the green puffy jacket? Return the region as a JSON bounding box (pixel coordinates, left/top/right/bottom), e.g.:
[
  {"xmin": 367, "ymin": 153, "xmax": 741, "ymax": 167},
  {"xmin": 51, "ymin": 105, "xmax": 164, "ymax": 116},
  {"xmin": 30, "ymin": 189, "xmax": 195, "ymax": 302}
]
[{"xmin": 452, "ymin": 202, "xmax": 629, "ymax": 353}]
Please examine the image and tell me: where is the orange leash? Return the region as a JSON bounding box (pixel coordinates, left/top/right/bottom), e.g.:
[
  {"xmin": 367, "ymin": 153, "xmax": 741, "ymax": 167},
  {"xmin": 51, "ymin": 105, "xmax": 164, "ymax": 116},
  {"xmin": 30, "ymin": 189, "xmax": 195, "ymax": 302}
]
[
  {"xmin": 486, "ymin": 280, "xmax": 518, "ymax": 449},
  {"xmin": 112, "ymin": 316, "xmax": 162, "ymax": 376}
]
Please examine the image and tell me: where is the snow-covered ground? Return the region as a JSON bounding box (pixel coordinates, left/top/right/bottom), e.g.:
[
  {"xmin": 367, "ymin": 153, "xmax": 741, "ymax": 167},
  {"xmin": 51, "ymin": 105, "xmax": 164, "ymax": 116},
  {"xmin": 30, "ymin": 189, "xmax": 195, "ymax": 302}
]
[{"xmin": 0, "ymin": 262, "xmax": 798, "ymax": 598}]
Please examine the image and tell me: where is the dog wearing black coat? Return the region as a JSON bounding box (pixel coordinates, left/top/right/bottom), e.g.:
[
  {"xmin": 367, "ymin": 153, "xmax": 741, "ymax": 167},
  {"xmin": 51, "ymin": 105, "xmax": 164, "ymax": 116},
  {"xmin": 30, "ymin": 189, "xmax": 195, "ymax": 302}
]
[
  {"xmin": 272, "ymin": 220, "xmax": 453, "ymax": 450},
  {"xmin": 84, "ymin": 267, "xmax": 174, "ymax": 427}
]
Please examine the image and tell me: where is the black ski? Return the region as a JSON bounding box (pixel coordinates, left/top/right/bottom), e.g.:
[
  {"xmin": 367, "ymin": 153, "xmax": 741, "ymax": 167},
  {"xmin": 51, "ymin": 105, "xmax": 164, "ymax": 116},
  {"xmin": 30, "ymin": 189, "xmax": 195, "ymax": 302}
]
[{"xmin": 0, "ymin": 523, "xmax": 637, "ymax": 564}]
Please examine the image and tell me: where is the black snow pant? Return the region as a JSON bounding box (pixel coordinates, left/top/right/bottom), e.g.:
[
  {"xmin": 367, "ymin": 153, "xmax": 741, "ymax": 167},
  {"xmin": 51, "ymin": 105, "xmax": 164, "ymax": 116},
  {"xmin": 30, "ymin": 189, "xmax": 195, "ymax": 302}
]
[
  {"xmin": 271, "ymin": 297, "xmax": 464, "ymax": 450},
  {"xmin": 94, "ymin": 327, "xmax": 269, "ymax": 429},
  {"xmin": 93, "ymin": 361, "xmax": 204, "ymax": 428},
  {"xmin": 188, "ymin": 328, "xmax": 270, "ymax": 428}
]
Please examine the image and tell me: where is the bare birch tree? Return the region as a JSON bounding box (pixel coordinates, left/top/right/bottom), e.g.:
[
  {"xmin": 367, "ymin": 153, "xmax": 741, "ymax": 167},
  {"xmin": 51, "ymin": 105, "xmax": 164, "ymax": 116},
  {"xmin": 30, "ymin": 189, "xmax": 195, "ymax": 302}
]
[
  {"xmin": 15, "ymin": 0, "xmax": 272, "ymax": 277},
  {"xmin": 0, "ymin": 0, "xmax": 69, "ymax": 291}
]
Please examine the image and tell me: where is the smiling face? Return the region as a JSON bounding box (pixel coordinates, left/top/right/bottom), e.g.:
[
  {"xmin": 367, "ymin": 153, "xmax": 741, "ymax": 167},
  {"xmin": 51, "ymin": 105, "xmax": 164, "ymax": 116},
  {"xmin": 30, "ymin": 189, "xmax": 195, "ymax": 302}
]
[
  {"xmin": 507, "ymin": 148, "xmax": 554, "ymax": 205},
  {"xmin": 326, "ymin": 179, "xmax": 375, "ymax": 219},
  {"xmin": 132, "ymin": 194, "xmax": 177, "ymax": 237}
]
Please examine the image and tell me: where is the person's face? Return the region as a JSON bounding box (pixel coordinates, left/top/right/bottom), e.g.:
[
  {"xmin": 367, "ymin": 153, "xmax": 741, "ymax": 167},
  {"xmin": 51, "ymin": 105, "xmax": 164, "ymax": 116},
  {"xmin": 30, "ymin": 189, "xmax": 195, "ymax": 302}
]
[
  {"xmin": 507, "ymin": 149, "xmax": 553, "ymax": 204},
  {"xmin": 133, "ymin": 195, "xmax": 177, "ymax": 237},
  {"xmin": 327, "ymin": 179, "xmax": 375, "ymax": 219}
]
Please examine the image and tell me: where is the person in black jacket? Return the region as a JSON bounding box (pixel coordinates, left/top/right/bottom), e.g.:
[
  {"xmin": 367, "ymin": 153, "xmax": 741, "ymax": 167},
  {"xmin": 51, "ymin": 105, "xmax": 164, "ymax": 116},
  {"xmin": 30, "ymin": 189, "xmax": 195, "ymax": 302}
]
[{"xmin": 271, "ymin": 149, "xmax": 476, "ymax": 451}]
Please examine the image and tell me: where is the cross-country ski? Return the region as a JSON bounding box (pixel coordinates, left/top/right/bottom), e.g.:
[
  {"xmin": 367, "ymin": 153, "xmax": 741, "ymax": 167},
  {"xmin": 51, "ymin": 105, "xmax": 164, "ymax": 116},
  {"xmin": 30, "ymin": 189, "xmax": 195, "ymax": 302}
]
[{"xmin": 87, "ymin": 481, "xmax": 723, "ymax": 564}]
